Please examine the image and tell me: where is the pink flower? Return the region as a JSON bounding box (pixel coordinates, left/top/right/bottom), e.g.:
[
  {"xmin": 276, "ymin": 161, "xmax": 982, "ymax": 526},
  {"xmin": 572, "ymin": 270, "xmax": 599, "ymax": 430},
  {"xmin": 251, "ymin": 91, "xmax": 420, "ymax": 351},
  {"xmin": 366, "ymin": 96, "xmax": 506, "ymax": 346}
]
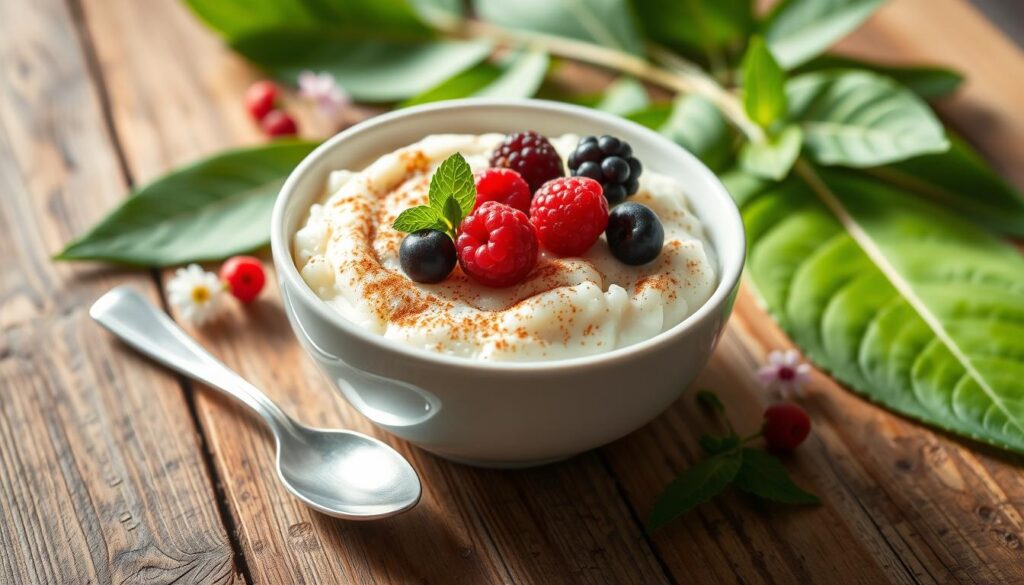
[
  {"xmin": 297, "ymin": 70, "xmax": 350, "ymax": 121},
  {"xmin": 757, "ymin": 349, "xmax": 812, "ymax": 399}
]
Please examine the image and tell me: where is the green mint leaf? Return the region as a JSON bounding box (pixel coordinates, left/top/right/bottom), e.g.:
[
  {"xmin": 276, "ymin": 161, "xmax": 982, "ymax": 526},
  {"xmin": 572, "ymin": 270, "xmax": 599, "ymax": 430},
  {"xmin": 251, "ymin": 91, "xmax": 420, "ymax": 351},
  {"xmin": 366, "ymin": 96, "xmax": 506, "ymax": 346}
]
[
  {"xmin": 392, "ymin": 205, "xmax": 447, "ymax": 234},
  {"xmin": 428, "ymin": 153, "xmax": 475, "ymax": 221},
  {"xmin": 646, "ymin": 450, "xmax": 743, "ymax": 532},
  {"xmin": 442, "ymin": 195, "xmax": 463, "ymax": 234},
  {"xmin": 733, "ymin": 448, "xmax": 820, "ymax": 505},
  {"xmin": 764, "ymin": 0, "xmax": 884, "ymax": 69},
  {"xmin": 740, "ymin": 125, "xmax": 803, "ymax": 180},
  {"xmin": 698, "ymin": 433, "xmax": 741, "ymax": 455},
  {"xmin": 742, "ymin": 36, "xmax": 787, "ymax": 129},
  {"xmin": 695, "ymin": 390, "xmax": 725, "ymax": 414}
]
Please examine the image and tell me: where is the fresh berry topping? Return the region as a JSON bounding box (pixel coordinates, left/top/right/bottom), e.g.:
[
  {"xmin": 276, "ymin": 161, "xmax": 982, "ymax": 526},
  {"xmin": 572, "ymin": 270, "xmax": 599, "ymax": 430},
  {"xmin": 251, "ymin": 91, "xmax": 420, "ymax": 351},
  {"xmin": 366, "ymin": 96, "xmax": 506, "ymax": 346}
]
[
  {"xmin": 489, "ymin": 131, "xmax": 565, "ymax": 193},
  {"xmin": 261, "ymin": 109, "xmax": 298, "ymax": 137},
  {"xmin": 219, "ymin": 255, "xmax": 265, "ymax": 303},
  {"xmin": 530, "ymin": 177, "xmax": 609, "ymax": 257},
  {"xmin": 568, "ymin": 134, "xmax": 643, "ymax": 205},
  {"xmin": 605, "ymin": 202, "xmax": 664, "ymax": 265},
  {"xmin": 473, "ymin": 168, "xmax": 532, "ymax": 214},
  {"xmin": 762, "ymin": 403, "xmax": 812, "ymax": 452},
  {"xmin": 456, "ymin": 202, "xmax": 538, "ymax": 287},
  {"xmin": 245, "ymin": 80, "xmax": 278, "ymax": 121},
  {"xmin": 399, "ymin": 229, "xmax": 457, "ymax": 284}
]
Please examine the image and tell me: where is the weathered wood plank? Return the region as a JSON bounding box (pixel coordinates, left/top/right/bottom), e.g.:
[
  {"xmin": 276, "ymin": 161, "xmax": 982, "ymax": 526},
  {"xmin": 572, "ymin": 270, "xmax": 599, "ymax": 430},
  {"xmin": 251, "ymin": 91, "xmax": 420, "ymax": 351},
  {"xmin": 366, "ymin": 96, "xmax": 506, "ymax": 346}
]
[
  {"xmin": 0, "ymin": 0, "xmax": 240, "ymax": 583},
  {"xmin": 78, "ymin": 0, "xmax": 671, "ymax": 582}
]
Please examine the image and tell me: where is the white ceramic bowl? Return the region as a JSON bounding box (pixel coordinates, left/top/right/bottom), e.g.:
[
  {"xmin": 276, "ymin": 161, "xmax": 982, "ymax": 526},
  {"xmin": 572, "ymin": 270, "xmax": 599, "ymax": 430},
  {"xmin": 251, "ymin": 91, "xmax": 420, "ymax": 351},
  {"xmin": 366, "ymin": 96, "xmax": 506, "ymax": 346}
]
[{"xmin": 271, "ymin": 99, "xmax": 745, "ymax": 468}]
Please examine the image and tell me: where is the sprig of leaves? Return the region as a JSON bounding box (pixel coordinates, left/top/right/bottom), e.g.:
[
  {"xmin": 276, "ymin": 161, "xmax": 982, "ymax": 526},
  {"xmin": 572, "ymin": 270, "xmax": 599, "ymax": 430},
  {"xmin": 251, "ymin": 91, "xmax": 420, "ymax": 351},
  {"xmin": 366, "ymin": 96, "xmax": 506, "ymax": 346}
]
[
  {"xmin": 647, "ymin": 391, "xmax": 819, "ymax": 532},
  {"xmin": 392, "ymin": 152, "xmax": 476, "ymax": 239}
]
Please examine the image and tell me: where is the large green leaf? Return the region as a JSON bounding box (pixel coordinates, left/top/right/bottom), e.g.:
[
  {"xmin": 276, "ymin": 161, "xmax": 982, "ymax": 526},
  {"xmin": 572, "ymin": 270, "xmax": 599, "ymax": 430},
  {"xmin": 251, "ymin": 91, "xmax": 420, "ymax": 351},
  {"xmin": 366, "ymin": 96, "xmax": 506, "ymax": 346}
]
[
  {"xmin": 595, "ymin": 77, "xmax": 650, "ymax": 115},
  {"xmin": 744, "ymin": 168, "xmax": 1024, "ymax": 454},
  {"xmin": 184, "ymin": 0, "xmax": 315, "ymax": 39},
  {"xmin": 403, "ymin": 50, "xmax": 550, "ymax": 105},
  {"xmin": 864, "ymin": 134, "xmax": 1024, "ymax": 237},
  {"xmin": 787, "ymin": 70, "xmax": 949, "ymax": 168},
  {"xmin": 231, "ymin": 30, "xmax": 493, "ymax": 102},
  {"xmin": 631, "ymin": 0, "xmax": 753, "ymax": 59},
  {"xmin": 55, "ymin": 142, "xmax": 319, "ymax": 266},
  {"xmin": 763, "ymin": 0, "xmax": 884, "ymax": 69},
  {"xmin": 659, "ymin": 94, "xmax": 734, "ymax": 172},
  {"xmin": 740, "ymin": 125, "xmax": 802, "ymax": 180},
  {"xmin": 796, "ymin": 56, "xmax": 964, "ymax": 100},
  {"xmin": 741, "ymin": 36, "xmax": 786, "ymax": 128},
  {"xmin": 473, "ymin": 0, "xmax": 645, "ymax": 55}
]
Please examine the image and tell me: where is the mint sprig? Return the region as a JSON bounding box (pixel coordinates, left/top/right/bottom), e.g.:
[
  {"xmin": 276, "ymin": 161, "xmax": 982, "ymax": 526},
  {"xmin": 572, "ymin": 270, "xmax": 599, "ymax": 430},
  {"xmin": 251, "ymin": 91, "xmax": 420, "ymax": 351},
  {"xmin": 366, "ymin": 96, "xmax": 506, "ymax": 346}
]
[
  {"xmin": 646, "ymin": 391, "xmax": 819, "ymax": 532},
  {"xmin": 392, "ymin": 153, "xmax": 476, "ymax": 239}
]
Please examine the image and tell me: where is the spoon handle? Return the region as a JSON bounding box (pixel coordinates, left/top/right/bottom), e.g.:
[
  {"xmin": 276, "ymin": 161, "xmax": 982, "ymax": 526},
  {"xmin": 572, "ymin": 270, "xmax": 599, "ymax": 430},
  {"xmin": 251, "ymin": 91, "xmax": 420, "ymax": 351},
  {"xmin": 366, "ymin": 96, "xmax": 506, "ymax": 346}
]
[{"xmin": 90, "ymin": 286, "xmax": 294, "ymax": 434}]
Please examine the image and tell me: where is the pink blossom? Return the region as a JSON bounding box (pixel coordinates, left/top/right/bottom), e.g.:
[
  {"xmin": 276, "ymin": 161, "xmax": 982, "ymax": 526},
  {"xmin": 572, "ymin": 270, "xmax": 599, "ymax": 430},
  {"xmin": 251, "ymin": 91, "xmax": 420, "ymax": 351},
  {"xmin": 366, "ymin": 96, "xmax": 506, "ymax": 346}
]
[
  {"xmin": 757, "ymin": 349, "xmax": 812, "ymax": 399},
  {"xmin": 297, "ymin": 70, "xmax": 350, "ymax": 122}
]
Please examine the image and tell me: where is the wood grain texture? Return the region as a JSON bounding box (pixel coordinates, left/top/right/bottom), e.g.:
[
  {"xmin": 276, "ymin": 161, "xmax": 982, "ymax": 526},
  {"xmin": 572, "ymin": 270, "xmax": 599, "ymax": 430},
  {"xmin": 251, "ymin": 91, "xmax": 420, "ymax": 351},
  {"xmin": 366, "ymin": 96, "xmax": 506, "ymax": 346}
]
[{"xmin": 0, "ymin": 0, "xmax": 240, "ymax": 583}]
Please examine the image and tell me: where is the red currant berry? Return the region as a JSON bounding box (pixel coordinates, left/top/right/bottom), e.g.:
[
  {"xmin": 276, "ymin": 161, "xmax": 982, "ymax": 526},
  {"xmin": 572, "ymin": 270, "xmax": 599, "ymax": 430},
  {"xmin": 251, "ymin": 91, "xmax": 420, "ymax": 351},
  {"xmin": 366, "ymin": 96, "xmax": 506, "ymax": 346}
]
[
  {"xmin": 474, "ymin": 168, "xmax": 532, "ymax": 214},
  {"xmin": 220, "ymin": 255, "xmax": 266, "ymax": 304},
  {"xmin": 261, "ymin": 110, "xmax": 298, "ymax": 137},
  {"xmin": 245, "ymin": 80, "xmax": 279, "ymax": 121},
  {"xmin": 762, "ymin": 403, "xmax": 811, "ymax": 452}
]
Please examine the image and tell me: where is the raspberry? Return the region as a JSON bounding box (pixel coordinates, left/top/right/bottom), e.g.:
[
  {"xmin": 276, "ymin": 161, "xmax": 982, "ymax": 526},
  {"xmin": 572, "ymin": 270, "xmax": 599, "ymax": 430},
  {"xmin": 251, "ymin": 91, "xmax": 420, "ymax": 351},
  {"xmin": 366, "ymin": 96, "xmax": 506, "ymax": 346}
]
[
  {"xmin": 456, "ymin": 202, "xmax": 538, "ymax": 287},
  {"xmin": 474, "ymin": 168, "xmax": 532, "ymax": 214},
  {"xmin": 261, "ymin": 110, "xmax": 298, "ymax": 137},
  {"xmin": 762, "ymin": 403, "xmax": 811, "ymax": 452},
  {"xmin": 245, "ymin": 80, "xmax": 278, "ymax": 121},
  {"xmin": 490, "ymin": 131, "xmax": 565, "ymax": 193},
  {"xmin": 219, "ymin": 255, "xmax": 266, "ymax": 303},
  {"xmin": 568, "ymin": 135, "xmax": 643, "ymax": 205},
  {"xmin": 529, "ymin": 177, "xmax": 609, "ymax": 257}
]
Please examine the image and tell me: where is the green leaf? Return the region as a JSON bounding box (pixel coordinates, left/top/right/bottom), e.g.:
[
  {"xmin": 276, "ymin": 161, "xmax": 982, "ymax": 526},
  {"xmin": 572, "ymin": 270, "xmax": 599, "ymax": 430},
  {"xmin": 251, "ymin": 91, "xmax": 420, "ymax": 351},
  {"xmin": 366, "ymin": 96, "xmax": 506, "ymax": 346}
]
[
  {"xmin": 631, "ymin": 0, "xmax": 754, "ymax": 59},
  {"xmin": 473, "ymin": 0, "xmax": 645, "ymax": 55},
  {"xmin": 474, "ymin": 50, "xmax": 550, "ymax": 98},
  {"xmin": 429, "ymin": 153, "xmax": 476, "ymax": 220},
  {"xmin": 764, "ymin": 0, "xmax": 884, "ymax": 69},
  {"xmin": 719, "ymin": 167, "xmax": 771, "ymax": 208},
  {"xmin": 865, "ymin": 134, "xmax": 1024, "ymax": 237},
  {"xmin": 740, "ymin": 125, "xmax": 802, "ymax": 180},
  {"xmin": 796, "ymin": 55, "xmax": 964, "ymax": 100},
  {"xmin": 183, "ymin": 0, "xmax": 315, "ymax": 39},
  {"xmin": 392, "ymin": 205, "xmax": 448, "ymax": 234},
  {"xmin": 695, "ymin": 389, "xmax": 725, "ymax": 413},
  {"xmin": 231, "ymin": 30, "xmax": 493, "ymax": 102},
  {"xmin": 647, "ymin": 450, "xmax": 743, "ymax": 532},
  {"xmin": 299, "ymin": 0, "xmax": 432, "ymax": 40},
  {"xmin": 741, "ymin": 36, "xmax": 787, "ymax": 128},
  {"xmin": 733, "ymin": 449, "xmax": 820, "ymax": 504},
  {"xmin": 402, "ymin": 63, "xmax": 505, "ymax": 106},
  {"xmin": 698, "ymin": 434, "xmax": 741, "ymax": 455},
  {"xmin": 743, "ymin": 169, "xmax": 1024, "ymax": 455},
  {"xmin": 659, "ymin": 94, "xmax": 734, "ymax": 172},
  {"xmin": 595, "ymin": 77, "xmax": 650, "ymax": 116},
  {"xmin": 787, "ymin": 70, "xmax": 949, "ymax": 167},
  {"xmin": 623, "ymin": 103, "xmax": 674, "ymax": 130},
  {"xmin": 55, "ymin": 141, "xmax": 318, "ymax": 266}
]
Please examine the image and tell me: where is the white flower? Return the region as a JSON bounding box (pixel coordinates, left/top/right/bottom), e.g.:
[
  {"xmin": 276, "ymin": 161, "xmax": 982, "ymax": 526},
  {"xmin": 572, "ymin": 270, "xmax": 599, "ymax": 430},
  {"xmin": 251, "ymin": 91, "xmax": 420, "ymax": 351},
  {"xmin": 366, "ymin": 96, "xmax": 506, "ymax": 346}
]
[
  {"xmin": 167, "ymin": 264, "xmax": 225, "ymax": 326},
  {"xmin": 297, "ymin": 70, "xmax": 350, "ymax": 122},
  {"xmin": 757, "ymin": 349, "xmax": 812, "ymax": 399}
]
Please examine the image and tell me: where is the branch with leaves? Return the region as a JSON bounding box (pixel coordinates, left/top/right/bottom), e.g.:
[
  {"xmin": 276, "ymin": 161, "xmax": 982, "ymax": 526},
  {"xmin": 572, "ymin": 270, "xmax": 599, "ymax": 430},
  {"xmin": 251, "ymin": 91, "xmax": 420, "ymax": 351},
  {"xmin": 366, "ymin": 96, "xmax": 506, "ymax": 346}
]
[{"xmin": 57, "ymin": 0, "xmax": 1024, "ymax": 458}]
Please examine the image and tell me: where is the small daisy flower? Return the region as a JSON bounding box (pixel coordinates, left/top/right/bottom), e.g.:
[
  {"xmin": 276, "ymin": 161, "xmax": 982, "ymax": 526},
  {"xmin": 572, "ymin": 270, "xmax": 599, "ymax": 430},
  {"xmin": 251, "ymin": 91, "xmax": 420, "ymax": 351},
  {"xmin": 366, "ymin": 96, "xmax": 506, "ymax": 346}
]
[
  {"xmin": 757, "ymin": 349, "xmax": 812, "ymax": 399},
  {"xmin": 297, "ymin": 70, "xmax": 350, "ymax": 122},
  {"xmin": 167, "ymin": 264, "xmax": 225, "ymax": 326}
]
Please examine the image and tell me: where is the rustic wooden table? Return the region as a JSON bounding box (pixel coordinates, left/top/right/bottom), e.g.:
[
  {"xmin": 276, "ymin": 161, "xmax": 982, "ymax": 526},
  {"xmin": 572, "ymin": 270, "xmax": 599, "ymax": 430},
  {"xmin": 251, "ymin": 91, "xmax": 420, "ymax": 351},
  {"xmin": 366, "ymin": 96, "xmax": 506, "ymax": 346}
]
[{"xmin": 2, "ymin": 0, "xmax": 1022, "ymax": 583}]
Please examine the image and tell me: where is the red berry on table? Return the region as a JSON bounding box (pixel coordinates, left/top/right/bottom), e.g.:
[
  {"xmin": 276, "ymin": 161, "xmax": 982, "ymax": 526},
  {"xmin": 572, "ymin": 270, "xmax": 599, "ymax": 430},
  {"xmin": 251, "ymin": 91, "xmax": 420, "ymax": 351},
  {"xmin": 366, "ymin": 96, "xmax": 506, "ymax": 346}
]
[
  {"xmin": 762, "ymin": 403, "xmax": 811, "ymax": 452},
  {"xmin": 245, "ymin": 80, "xmax": 279, "ymax": 121},
  {"xmin": 456, "ymin": 201, "xmax": 538, "ymax": 288},
  {"xmin": 220, "ymin": 255, "xmax": 266, "ymax": 304},
  {"xmin": 260, "ymin": 109, "xmax": 298, "ymax": 137},
  {"xmin": 489, "ymin": 131, "xmax": 565, "ymax": 193},
  {"xmin": 473, "ymin": 168, "xmax": 532, "ymax": 214},
  {"xmin": 530, "ymin": 177, "xmax": 609, "ymax": 257}
]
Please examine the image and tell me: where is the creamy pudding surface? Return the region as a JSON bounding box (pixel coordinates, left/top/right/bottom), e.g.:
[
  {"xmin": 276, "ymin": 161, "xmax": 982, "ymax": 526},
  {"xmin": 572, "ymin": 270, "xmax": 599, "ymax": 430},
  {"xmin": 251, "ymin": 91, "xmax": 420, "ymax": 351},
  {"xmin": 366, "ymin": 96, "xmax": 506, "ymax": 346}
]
[{"xmin": 293, "ymin": 134, "xmax": 717, "ymax": 361}]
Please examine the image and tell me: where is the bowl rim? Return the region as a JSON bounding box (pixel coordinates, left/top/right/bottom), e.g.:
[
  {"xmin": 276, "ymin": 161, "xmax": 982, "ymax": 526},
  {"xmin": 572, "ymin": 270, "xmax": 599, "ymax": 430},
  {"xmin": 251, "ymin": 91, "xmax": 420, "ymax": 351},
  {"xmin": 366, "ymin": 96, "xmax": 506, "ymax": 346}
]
[{"xmin": 271, "ymin": 98, "xmax": 745, "ymax": 374}]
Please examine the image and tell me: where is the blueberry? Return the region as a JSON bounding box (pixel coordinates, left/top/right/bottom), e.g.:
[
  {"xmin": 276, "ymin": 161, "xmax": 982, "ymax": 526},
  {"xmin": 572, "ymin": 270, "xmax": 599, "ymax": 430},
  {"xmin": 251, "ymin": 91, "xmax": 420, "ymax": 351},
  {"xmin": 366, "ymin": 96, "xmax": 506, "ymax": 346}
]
[
  {"xmin": 601, "ymin": 156, "xmax": 630, "ymax": 183},
  {"xmin": 575, "ymin": 161, "xmax": 603, "ymax": 181},
  {"xmin": 399, "ymin": 229, "xmax": 457, "ymax": 283},
  {"xmin": 598, "ymin": 135, "xmax": 622, "ymax": 154},
  {"xmin": 605, "ymin": 203, "xmax": 664, "ymax": 265},
  {"xmin": 603, "ymin": 183, "xmax": 627, "ymax": 206}
]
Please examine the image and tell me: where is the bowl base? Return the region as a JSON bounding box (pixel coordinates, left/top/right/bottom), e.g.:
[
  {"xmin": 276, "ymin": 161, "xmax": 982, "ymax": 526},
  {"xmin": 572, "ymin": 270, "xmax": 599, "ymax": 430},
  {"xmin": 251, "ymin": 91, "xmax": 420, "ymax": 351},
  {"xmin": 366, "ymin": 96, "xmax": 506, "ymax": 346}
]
[{"xmin": 428, "ymin": 451, "xmax": 577, "ymax": 469}]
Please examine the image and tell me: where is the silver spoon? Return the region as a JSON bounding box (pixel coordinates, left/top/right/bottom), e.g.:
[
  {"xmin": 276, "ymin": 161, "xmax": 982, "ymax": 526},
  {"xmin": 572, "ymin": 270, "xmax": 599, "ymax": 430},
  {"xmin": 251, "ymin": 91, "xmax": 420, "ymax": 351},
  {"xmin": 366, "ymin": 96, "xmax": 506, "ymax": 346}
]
[{"xmin": 90, "ymin": 286, "xmax": 421, "ymax": 520}]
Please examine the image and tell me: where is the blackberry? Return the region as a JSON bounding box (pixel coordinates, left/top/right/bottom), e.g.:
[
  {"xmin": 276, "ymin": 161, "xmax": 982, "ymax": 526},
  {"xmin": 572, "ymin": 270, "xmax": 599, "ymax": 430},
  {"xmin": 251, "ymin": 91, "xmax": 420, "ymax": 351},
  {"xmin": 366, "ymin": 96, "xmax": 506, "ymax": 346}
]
[
  {"xmin": 490, "ymin": 131, "xmax": 565, "ymax": 193},
  {"xmin": 567, "ymin": 135, "xmax": 643, "ymax": 206}
]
